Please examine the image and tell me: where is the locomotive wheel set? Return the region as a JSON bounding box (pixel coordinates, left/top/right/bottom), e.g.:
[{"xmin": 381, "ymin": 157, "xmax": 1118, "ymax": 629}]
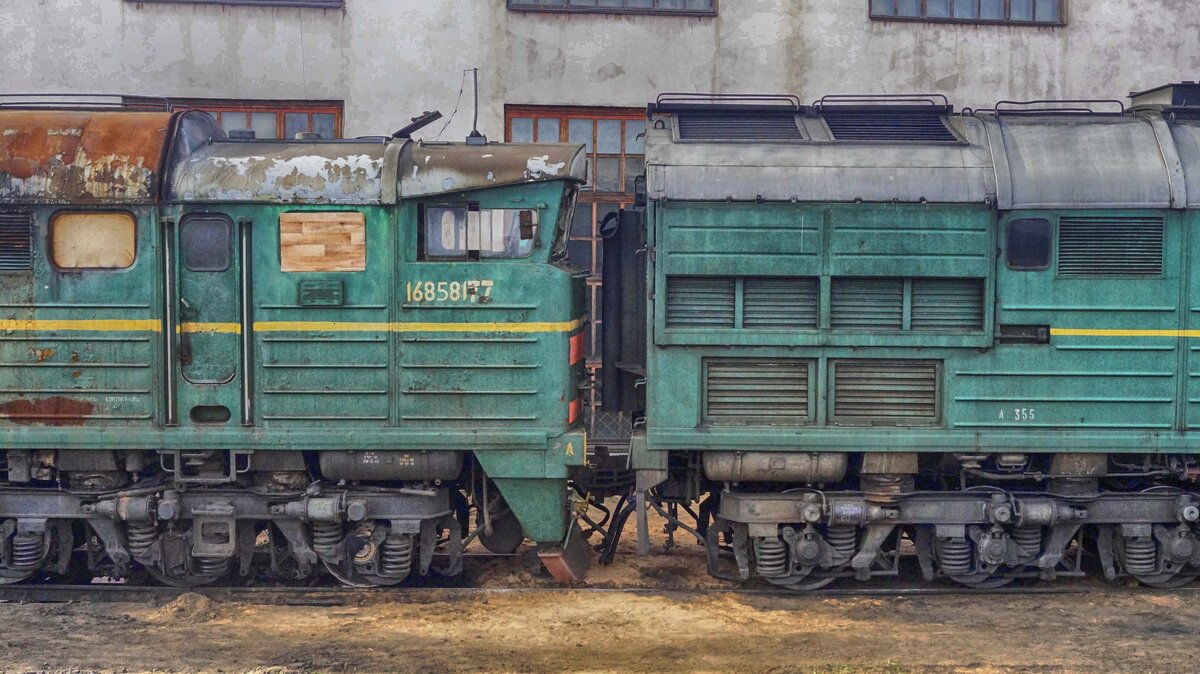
[
  {"xmin": 0, "ymin": 103, "xmax": 589, "ymax": 587},
  {"xmin": 6, "ymin": 84, "xmax": 1200, "ymax": 592}
]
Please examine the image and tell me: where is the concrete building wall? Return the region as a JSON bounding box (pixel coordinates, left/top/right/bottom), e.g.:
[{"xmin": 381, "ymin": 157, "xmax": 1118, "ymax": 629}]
[{"xmin": 2, "ymin": 1, "xmax": 1198, "ymax": 137}]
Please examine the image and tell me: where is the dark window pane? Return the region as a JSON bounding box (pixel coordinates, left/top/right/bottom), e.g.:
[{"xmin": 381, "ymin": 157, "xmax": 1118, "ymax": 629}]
[
  {"xmin": 870, "ymin": 0, "xmax": 893, "ymax": 15},
  {"xmin": 980, "ymin": 0, "xmax": 1003, "ymax": 18},
  {"xmin": 537, "ymin": 118, "xmax": 560, "ymax": 143},
  {"xmin": 1006, "ymin": 218, "xmax": 1052, "ymax": 270},
  {"xmin": 569, "ymin": 119, "xmax": 593, "ymax": 152},
  {"xmin": 511, "ymin": 117, "xmax": 534, "ymax": 143},
  {"xmin": 624, "ymin": 157, "xmax": 645, "ymax": 192},
  {"xmin": 1010, "ymin": 0, "xmax": 1034, "ymax": 20},
  {"xmin": 953, "ymin": 0, "xmax": 978, "ymax": 19},
  {"xmin": 595, "ymin": 157, "xmax": 621, "ymax": 192},
  {"xmin": 567, "ymin": 239, "xmax": 592, "ymax": 272},
  {"xmin": 182, "ymin": 217, "xmax": 231, "ymax": 272},
  {"xmin": 312, "ymin": 113, "xmax": 336, "ymax": 139},
  {"xmin": 597, "ymin": 119, "xmax": 621, "ymax": 154},
  {"xmin": 1035, "ymin": 0, "xmax": 1059, "ymax": 21},
  {"xmin": 285, "ymin": 113, "xmax": 308, "ymax": 139},
  {"xmin": 624, "ymin": 119, "xmax": 646, "ymax": 154},
  {"xmin": 927, "ymin": 0, "xmax": 950, "ymax": 17},
  {"xmin": 570, "ymin": 203, "xmax": 593, "ymax": 240},
  {"xmin": 250, "ymin": 112, "xmax": 277, "ymax": 139},
  {"xmin": 896, "ymin": 0, "xmax": 919, "ymax": 16}
]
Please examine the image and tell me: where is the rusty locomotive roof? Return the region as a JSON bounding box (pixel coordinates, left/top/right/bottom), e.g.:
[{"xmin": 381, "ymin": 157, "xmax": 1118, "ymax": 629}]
[{"xmin": 0, "ymin": 110, "xmax": 173, "ymax": 203}]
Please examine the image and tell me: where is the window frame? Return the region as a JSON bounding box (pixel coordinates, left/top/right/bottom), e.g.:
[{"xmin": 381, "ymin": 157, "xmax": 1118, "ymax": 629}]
[
  {"xmin": 125, "ymin": 97, "xmax": 344, "ymax": 140},
  {"xmin": 507, "ymin": 0, "xmax": 716, "ymax": 17},
  {"xmin": 418, "ymin": 204, "xmax": 540, "ymax": 261},
  {"xmin": 48, "ymin": 210, "xmax": 139, "ymax": 272},
  {"xmin": 126, "ymin": 0, "xmax": 342, "ymax": 8},
  {"xmin": 181, "ymin": 214, "xmax": 234, "ymax": 273},
  {"xmin": 868, "ymin": 0, "xmax": 1066, "ymax": 26},
  {"xmin": 1005, "ymin": 217, "xmax": 1054, "ymax": 271}
]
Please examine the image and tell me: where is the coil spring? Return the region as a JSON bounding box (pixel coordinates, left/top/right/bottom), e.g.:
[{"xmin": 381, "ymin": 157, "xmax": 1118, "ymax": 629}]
[
  {"xmin": 9, "ymin": 532, "xmax": 44, "ymax": 571},
  {"xmin": 380, "ymin": 534, "xmax": 415, "ymax": 578},
  {"xmin": 825, "ymin": 527, "xmax": 857, "ymax": 563},
  {"xmin": 937, "ymin": 537, "xmax": 973, "ymax": 577},
  {"xmin": 127, "ymin": 523, "xmax": 158, "ymax": 559},
  {"xmin": 194, "ymin": 556, "xmax": 229, "ymax": 578},
  {"xmin": 1124, "ymin": 537, "xmax": 1158, "ymax": 576},
  {"xmin": 1009, "ymin": 526, "xmax": 1042, "ymax": 561},
  {"xmin": 754, "ymin": 538, "xmax": 789, "ymax": 578},
  {"xmin": 311, "ymin": 522, "xmax": 344, "ymax": 560}
]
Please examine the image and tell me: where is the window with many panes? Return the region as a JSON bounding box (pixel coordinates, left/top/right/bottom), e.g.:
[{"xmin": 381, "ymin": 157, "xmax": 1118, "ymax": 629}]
[
  {"xmin": 508, "ymin": 0, "xmax": 715, "ymax": 15},
  {"xmin": 870, "ymin": 0, "xmax": 1064, "ymax": 24},
  {"xmin": 127, "ymin": 1, "xmax": 342, "ymax": 8},
  {"xmin": 128, "ymin": 98, "xmax": 344, "ymax": 140},
  {"xmin": 506, "ymin": 105, "xmax": 646, "ymax": 440}
]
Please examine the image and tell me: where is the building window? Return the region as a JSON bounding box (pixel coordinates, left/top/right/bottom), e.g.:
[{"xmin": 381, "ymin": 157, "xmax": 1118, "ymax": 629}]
[
  {"xmin": 126, "ymin": 1, "xmax": 343, "ymax": 8},
  {"xmin": 869, "ymin": 0, "xmax": 1064, "ymax": 24},
  {"xmin": 507, "ymin": 105, "xmax": 645, "ymax": 439},
  {"xmin": 508, "ymin": 0, "xmax": 715, "ymax": 16},
  {"xmin": 127, "ymin": 98, "xmax": 344, "ymax": 139}
]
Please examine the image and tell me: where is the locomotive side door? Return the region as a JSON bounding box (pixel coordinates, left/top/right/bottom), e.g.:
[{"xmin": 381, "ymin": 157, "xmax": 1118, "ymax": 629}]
[{"xmin": 174, "ymin": 212, "xmax": 244, "ymax": 425}]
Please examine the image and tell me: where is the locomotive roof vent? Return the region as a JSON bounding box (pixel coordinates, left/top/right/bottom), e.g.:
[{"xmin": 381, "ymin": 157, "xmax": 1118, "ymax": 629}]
[
  {"xmin": 1130, "ymin": 82, "xmax": 1200, "ymax": 111},
  {"xmin": 652, "ymin": 93, "xmax": 807, "ymax": 142},
  {"xmin": 812, "ymin": 94, "xmax": 961, "ymax": 143}
]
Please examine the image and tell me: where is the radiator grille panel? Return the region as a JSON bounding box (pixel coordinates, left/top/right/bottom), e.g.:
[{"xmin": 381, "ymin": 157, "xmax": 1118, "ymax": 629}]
[
  {"xmin": 743, "ymin": 277, "xmax": 819, "ymax": 329},
  {"xmin": 1058, "ymin": 216, "xmax": 1163, "ymax": 277},
  {"xmin": 705, "ymin": 358, "xmax": 810, "ymax": 425},
  {"xmin": 665, "ymin": 276, "xmax": 735, "ymax": 328},
  {"xmin": 0, "ymin": 212, "xmax": 34, "ymax": 272},
  {"xmin": 833, "ymin": 360, "xmax": 939, "ymax": 424},
  {"xmin": 910, "ymin": 278, "xmax": 985, "ymax": 331},
  {"xmin": 823, "ymin": 110, "xmax": 958, "ymax": 143},
  {"xmin": 677, "ymin": 112, "xmax": 805, "ymax": 141},
  {"xmin": 830, "ymin": 278, "xmax": 903, "ymax": 330}
]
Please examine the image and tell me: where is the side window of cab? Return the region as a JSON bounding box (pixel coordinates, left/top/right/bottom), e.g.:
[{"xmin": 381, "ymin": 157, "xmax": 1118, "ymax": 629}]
[{"xmin": 421, "ymin": 204, "xmax": 538, "ymax": 260}]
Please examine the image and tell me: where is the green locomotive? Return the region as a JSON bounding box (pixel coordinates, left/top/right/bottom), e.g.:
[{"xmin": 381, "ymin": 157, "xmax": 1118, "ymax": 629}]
[
  {"xmin": 604, "ymin": 84, "xmax": 1200, "ymax": 588},
  {"xmin": 0, "ymin": 102, "xmax": 588, "ymax": 585}
]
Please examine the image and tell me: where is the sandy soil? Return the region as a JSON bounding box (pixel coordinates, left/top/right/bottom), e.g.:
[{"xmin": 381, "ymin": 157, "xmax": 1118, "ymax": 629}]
[{"xmin": 1, "ymin": 508, "xmax": 1197, "ymax": 673}]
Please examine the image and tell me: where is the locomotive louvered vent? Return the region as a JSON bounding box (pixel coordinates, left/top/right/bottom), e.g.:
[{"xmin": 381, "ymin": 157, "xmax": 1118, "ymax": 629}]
[
  {"xmin": 831, "ymin": 278, "xmax": 904, "ymax": 330},
  {"xmin": 822, "ymin": 110, "xmax": 958, "ymax": 143},
  {"xmin": 833, "ymin": 360, "xmax": 939, "ymax": 424},
  {"xmin": 743, "ymin": 277, "xmax": 819, "ymax": 329},
  {"xmin": 666, "ymin": 276, "xmax": 735, "ymax": 328},
  {"xmin": 1058, "ymin": 216, "xmax": 1164, "ymax": 277},
  {"xmin": 910, "ymin": 278, "xmax": 985, "ymax": 332},
  {"xmin": 705, "ymin": 358, "xmax": 810, "ymax": 425},
  {"xmin": 676, "ymin": 111, "xmax": 805, "ymax": 141},
  {"xmin": 0, "ymin": 212, "xmax": 34, "ymax": 272}
]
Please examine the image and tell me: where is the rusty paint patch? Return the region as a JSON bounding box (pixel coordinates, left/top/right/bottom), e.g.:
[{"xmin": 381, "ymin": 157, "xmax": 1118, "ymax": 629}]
[
  {"xmin": 398, "ymin": 142, "xmax": 586, "ymax": 198},
  {"xmin": 0, "ymin": 111, "xmax": 171, "ymax": 203},
  {"xmin": 0, "ymin": 396, "xmax": 94, "ymax": 426},
  {"xmin": 28, "ymin": 347, "xmax": 55, "ymax": 363}
]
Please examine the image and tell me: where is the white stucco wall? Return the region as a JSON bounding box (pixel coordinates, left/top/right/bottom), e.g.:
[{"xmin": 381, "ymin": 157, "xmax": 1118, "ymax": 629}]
[{"xmin": 2, "ymin": 1, "xmax": 1198, "ymax": 138}]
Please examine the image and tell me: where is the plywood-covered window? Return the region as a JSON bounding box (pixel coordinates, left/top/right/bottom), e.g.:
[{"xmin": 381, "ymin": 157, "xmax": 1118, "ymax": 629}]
[
  {"xmin": 50, "ymin": 212, "xmax": 137, "ymax": 270},
  {"xmin": 279, "ymin": 212, "xmax": 366, "ymax": 272}
]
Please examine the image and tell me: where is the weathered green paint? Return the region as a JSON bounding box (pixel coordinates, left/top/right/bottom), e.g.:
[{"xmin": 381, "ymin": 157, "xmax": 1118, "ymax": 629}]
[
  {"xmin": 638, "ymin": 200, "xmax": 1200, "ymax": 462},
  {"xmin": 487, "ymin": 477, "xmax": 568, "ymax": 543}
]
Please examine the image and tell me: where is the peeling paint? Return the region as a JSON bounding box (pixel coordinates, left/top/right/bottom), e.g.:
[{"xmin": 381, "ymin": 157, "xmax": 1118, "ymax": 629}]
[
  {"xmin": 526, "ymin": 155, "xmax": 565, "ymax": 178},
  {"xmin": 170, "ymin": 143, "xmax": 387, "ymax": 204}
]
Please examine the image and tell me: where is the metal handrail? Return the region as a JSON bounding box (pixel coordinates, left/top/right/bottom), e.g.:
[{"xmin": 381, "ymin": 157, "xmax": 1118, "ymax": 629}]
[
  {"xmin": 0, "ymin": 93, "xmax": 173, "ymax": 111},
  {"xmin": 967, "ymin": 99, "xmax": 1128, "ymax": 116}
]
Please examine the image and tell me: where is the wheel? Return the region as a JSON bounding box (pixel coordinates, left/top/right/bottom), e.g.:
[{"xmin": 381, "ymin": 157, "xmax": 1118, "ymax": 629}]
[
  {"xmin": 144, "ymin": 564, "xmax": 224, "ymax": 588},
  {"xmin": 764, "ymin": 574, "xmax": 838, "ymax": 592},
  {"xmin": 477, "ymin": 509, "xmax": 524, "ymax": 555},
  {"xmin": 945, "ymin": 571, "xmax": 1017, "ymax": 589},
  {"xmin": 1132, "ymin": 570, "xmax": 1200, "ymax": 589},
  {"xmin": 321, "ymin": 559, "xmax": 407, "ymax": 588}
]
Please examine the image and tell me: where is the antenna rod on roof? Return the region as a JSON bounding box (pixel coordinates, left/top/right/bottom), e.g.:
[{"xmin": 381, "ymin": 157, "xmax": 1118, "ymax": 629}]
[
  {"xmin": 466, "ymin": 67, "xmax": 487, "ymax": 146},
  {"xmin": 392, "ymin": 110, "xmax": 443, "ymax": 139}
]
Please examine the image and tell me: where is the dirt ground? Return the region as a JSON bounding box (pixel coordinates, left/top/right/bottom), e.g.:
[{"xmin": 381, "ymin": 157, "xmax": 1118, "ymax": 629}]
[{"xmin": 1, "ymin": 511, "xmax": 1198, "ymax": 673}]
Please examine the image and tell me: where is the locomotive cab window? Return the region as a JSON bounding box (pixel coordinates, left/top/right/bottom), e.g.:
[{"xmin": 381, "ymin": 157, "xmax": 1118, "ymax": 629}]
[
  {"xmin": 422, "ymin": 205, "xmax": 538, "ymax": 260},
  {"xmin": 1005, "ymin": 218, "xmax": 1052, "ymax": 271},
  {"xmin": 181, "ymin": 216, "xmax": 232, "ymax": 272},
  {"xmin": 50, "ymin": 211, "xmax": 136, "ymax": 270}
]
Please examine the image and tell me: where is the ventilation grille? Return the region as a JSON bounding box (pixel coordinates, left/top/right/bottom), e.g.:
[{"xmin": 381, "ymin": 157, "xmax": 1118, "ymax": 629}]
[
  {"xmin": 831, "ymin": 278, "xmax": 903, "ymax": 330},
  {"xmin": 666, "ymin": 276, "xmax": 735, "ymax": 328},
  {"xmin": 822, "ymin": 110, "xmax": 958, "ymax": 143},
  {"xmin": 743, "ymin": 277, "xmax": 819, "ymax": 329},
  {"xmin": 705, "ymin": 358, "xmax": 810, "ymax": 425},
  {"xmin": 832, "ymin": 360, "xmax": 939, "ymax": 424},
  {"xmin": 1058, "ymin": 216, "xmax": 1164, "ymax": 277},
  {"xmin": 677, "ymin": 112, "xmax": 805, "ymax": 141},
  {"xmin": 0, "ymin": 212, "xmax": 34, "ymax": 272},
  {"xmin": 911, "ymin": 278, "xmax": 984, "ymax": 331}
]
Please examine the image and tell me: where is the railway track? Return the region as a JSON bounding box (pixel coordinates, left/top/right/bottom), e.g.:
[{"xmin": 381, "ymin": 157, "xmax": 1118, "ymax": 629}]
[{"xmin": 0, "ymin": 576, "xmax": 1183, "ymax": 605}]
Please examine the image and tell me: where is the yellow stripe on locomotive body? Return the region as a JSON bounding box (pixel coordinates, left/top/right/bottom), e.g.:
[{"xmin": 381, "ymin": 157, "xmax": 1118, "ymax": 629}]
[
  {"xmin": 1050, "ymin": 328, "xmax": 1200, "ymax": 338},
  {"xmin": 0, "ymin": 318, "xmax": 584, "ymax": 334}
]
